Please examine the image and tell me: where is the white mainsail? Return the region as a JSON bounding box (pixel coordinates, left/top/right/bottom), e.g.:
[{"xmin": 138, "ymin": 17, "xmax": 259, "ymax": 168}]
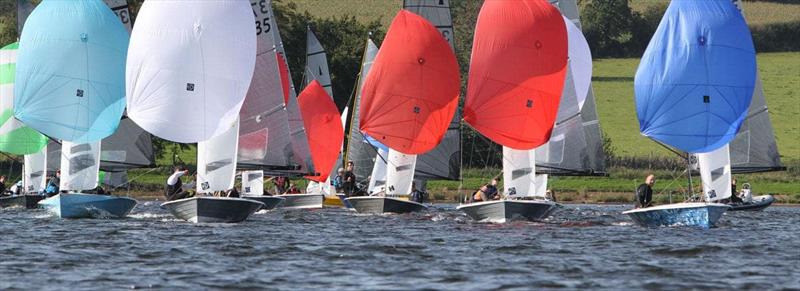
[
  {"xmin": 197, "ymin": 120, "xmax": 240, "ymax": 193},
  {"xmin": 303, "ymin": 27, "xmax": 333, "ymax": 98},
  {"xmin": 698, "ymin": 144, "xmax": 732, "ymax": 202},
  {"xmin": 23, "ymin": 148, "xmax": 46, "ymax": 193},
  {"xmin": 126, "ymin": 1, "xmax": 256, "ymax": 143},
  {"xmin": 59, "ymin": 141, "xmax": 101, "ymax": 191}
]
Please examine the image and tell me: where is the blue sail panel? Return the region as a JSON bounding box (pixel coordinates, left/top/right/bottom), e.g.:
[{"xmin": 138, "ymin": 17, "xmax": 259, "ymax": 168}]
[
  {"xmin": 13, "ymin": 0, "xmax": 128, "ymax": 143},
  {"xmin": 634, "ymin": 0, "xmax": 755, "ymax": 154}
]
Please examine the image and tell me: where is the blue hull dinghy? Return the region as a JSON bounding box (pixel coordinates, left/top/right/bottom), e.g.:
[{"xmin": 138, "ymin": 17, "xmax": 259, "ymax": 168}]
[
  {"xmin": 623, "ymin": 202, "xmax": 730, "ymax": 228},
  {"xmin": 39, "ymin": 193, "xmax": 137, "ymax": 219}
]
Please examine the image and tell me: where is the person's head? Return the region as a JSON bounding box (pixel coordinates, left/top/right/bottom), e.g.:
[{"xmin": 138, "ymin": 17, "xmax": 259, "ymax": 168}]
[
  {"xmin": 732, "ymin": 177, "xmax": 737, "ymax": 185},
  {"xmin": 56, "ymin": 170, "xmax": 61, "ymax": 177},
  {"xmin": 490, "ymin": 179, "xmax": 498, "ymax": 186},
  {"xmin": 175, "ymin": 165, "xmax": 188, "ymax": 173},
  {"xmin": 645, "ymin": 174, "xmax": 655, "ymax": 186},
  {"xmin": 346, "ymin": 161, "xmax": 354, "ymax": 171},
  {"xmin": 0, "ymin": 175, "xmax": 5, "ymax": 182},
  {"xmin": 337, "ymin": 168, "xmax": 344, "ymax": 176}
]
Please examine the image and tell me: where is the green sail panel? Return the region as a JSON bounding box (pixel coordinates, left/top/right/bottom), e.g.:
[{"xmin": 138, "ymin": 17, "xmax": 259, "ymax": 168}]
[{"xmin": 0, "ymin": 42, "xmax": 47, "ymax": 155}]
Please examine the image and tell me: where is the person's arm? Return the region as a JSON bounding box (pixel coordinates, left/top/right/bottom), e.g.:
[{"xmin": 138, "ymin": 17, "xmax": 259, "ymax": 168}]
[{"xmin": 167, "ymin": 171, "xmax": 185, "ymax": 186}]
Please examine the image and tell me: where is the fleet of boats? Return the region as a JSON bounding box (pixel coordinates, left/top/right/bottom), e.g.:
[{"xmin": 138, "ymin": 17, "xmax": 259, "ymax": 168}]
[{"xmin": 0, "ymin": 0, "xmax": 786, "ymax": 228}]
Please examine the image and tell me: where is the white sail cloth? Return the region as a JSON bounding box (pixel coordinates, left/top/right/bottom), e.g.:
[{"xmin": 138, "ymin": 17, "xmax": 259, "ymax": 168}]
[
  {"xmin": 564, "ymin": 15, "xmax": 592, "ymax": 110},
  {"xmin": 698, "ymin": 144, "xmax": 732, "ymax": 202},
  {"xmin": 23, "ymin": 148, "xmax": 47, "ymax": 193},
  {"xmin": 126, "ymin": 1, "xmax": 256, "ymax": 143},
  {"xmin": 503, "ymin": 146, "xmax": 541, "ymax": 198},
  {"xmin": 242, "ymin": 170, "xmax": 264, "ymax": 196},
  {"xmin": 197, "ymin": 119, "xmax": 239, "ymax": 193},
  {"xmin": 385, "ymin": 150, "xmax": 417, "ymax": 196},
  {"xmin": 59, "ymin": 141, "xmax": 101, "ymax": 191}
]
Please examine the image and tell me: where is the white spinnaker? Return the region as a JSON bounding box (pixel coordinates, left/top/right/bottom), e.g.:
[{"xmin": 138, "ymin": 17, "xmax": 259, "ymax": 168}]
[
  {"xmin": 23, "ymin": 148, "xmax": 46, "ymax": 193},
  {"xmin": 242, "ymin": 170, "xmax": 264, "ymax": 196},
  {"xmin": 59, "ymin": 141, "xmax": 101, "ymax": 191},
  {"xmin": 502, "ymin": 146, "xmax": 540, "ymax": 198},
  {"xmin": 368, "ymin": 147, "xmax": 389, "ymax": 194},
  {"xmin": 197, "ymin": 119, "xmax": 239, "ymax": 193},
  {"xmin": 564, "ymin": 15, "xmax": 592, "ymax": 109},
  {"xmin": 698, "ymin": 144, "xmax": 732, "ymax": 202},
  {"xmin": 126, "ymin": 1, "xmax": 256, "ymax": 143},
  {"xmin": 385, "ymin": 150, "xmax": 416, "ymax": 196}
]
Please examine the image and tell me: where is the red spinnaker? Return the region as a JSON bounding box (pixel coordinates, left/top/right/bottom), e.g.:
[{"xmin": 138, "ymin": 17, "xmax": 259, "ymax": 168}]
[
  {"xmin": 358, "ymin": 10, "xmax": 460, "ymax": 155},
  {"xmin": 277, "ymin": 52, "xmax": 292, "ymax": 105},
  {"xmin": 299, "ymin": 81, "xmax": 344, "ymax": 182},
  {"xmin": 464, "ymin": 0, "xmax": 568, "ymax": 150}
]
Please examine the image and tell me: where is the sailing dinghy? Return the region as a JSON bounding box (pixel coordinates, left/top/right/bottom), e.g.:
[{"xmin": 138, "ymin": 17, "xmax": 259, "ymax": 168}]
[
  {"xmin": 457, "ymin": 0, "xmax": 568, "ymax": 223},
  {"xmin": 13, "ymin": 0, "xmax": 135, "ymax": 218},
  {"xmin": 346, "ymin": 10, "xmax": 460, "ymax": 214},
  {"xmin": 127, "ymin": 1, "xmax": 263, "ymax": 223},
  {"xmin": 624, "ymin": 0, "xmax": 756, "ymax": 227},
  {"xmin": 0, "ymin": 41, "xmax": 49, "ymax": 209}
]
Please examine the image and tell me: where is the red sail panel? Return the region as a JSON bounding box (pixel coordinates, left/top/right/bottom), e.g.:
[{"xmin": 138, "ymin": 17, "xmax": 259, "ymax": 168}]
[
  {"xmin": 463, "ymin": 0, "xmax": 568, "ymax": 150},
  {"xmin": 299, "ymin": 80, "xmax": 344, "ymax": 182},
  {"xmin": 359, "ymin": 10, "xmax": 460, "ymax": 155},
  {"xmin": 277, "ymin": 52, "xmax": 291, "ymax": 105}
]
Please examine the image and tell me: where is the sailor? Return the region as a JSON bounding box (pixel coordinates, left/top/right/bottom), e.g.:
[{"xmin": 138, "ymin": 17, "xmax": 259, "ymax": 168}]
[
  {"xmin": 273, "ymin": 176, "xmax": 289, "ymax": 194},
  {"xmin": 332, "ymin": 168, "xmax": 345, "ymax": 193},
  {"xmin": 286, "ymin": 183, "xmax": 301, "ymax": 194},
  {"xmin": 635, "ymin": 174, "xmax": 654, "ymax": 208},
  {"xmin": 343, "ymin": 161, "xmax": 357, "ymax": 196},
  {"xmin": 546, "ymin": 189, "xmax": 557, "ymax": 202},
  {"xmin": 729, "ymin": 177, "xmax": 743, "ymax": 204},
  {"xmin": 0, "ymin": 175, "xmax": 7, "ymax": 196},
  {"xmin": 410, "ymin": 182, "xmax": 425, "ymax": 203},
  {"xmin": 44, "ymin": 170, "xmax": 61, "ymax": 197},
  {"xmin": 165, "ymin": 166, "xmax": 192, "ymax": 201},
  {"xmin": 472, "ymin": 179, "xmax": 500, "ymax": 202}
]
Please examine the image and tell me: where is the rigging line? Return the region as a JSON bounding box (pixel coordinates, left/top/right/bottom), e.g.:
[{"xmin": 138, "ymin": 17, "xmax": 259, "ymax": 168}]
[
  {"xmin": 109, "ymin": 166, "xmax": 163, "ymax": 191},
  {"xmin": 651, "ymin": 138, "xmax": 686, "ymax": 159}
]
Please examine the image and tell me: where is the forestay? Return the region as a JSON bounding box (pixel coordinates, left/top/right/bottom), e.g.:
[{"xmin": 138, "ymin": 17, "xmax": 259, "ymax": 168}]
[
  {"xmin": 197, "ymin": 120, "xmax": 239, "ymax": 193},
  {"xmin": 634, "ymin": 0, "xmax": 755, "ymax": 153},
  {"xmin": 59, "ymin": 141, "xmax": 101, "ymax": 191},
  {"xmin": 404, "ymin": 0, "xmax": 461, "ymax": 182},
  {"xmin": 464, "ymin": 0, "xmax": 567, "ymax": 150},
  {"xmin": 127, "ymin": 1, "xmax": 256, "ymax": 143},
  {"xmin": 238, "ymin": 0, "xmax": 295, "ymax": 172},
  {"xmin": 14, "ymin": 0, "xmax": 128, "ymax": 143},
  {"xmin": 344, "ymin": 40, "xmax": 380, "ymax": 186},
  {"xmin": 0, "ymin": 42, "xmax": 47, "ymax": 155}
]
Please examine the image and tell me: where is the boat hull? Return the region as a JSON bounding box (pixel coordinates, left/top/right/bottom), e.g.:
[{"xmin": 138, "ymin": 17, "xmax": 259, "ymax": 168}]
[
  {"xmin": 38, "ymin": 193, "xmax": 137, "ymax": 218},
  {"xmin": 275, "ymin": 193, "xmax": 324, "ymax": 209},
  {"xmin": 0, "ymin": 195, "xmax": 26, "ymax": 209},
  {"xmin": 161, "ymin": 197, "xmax": 264, "ymax": 223},
  {"xmin": 729, "ymin": 195, "xmax": 775, "ymax": 211},
  {"xmin": 623, "ymin": 202, "xmax": 730, "ymax": 228},
  {"xmin": 456, "ymin": 200, "xmax": 557, "ymax": 223},
  {"xmin": 241, "ymin": 195, "xmax": 284, "ymax": 211},
  {"xmin": 345, "ymin": 196, "xmax": 427, "ymax": 214}
]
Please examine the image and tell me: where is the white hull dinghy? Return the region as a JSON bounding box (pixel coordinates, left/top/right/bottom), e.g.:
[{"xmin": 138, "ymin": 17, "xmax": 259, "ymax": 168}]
[
  {"xmin": 457, "ymin": 199, "xmax": 557, "ymax": 223},
  {"xmin": 623, "ymin": 202, "xmax": 730, "ymax": 228},
  {"xmin": 161, "ymin": 196, "xmax": 264, "ymax": 223},
  {"xmin": 345, "ymin": 196, "xmax": 427, "ymax": 214}
]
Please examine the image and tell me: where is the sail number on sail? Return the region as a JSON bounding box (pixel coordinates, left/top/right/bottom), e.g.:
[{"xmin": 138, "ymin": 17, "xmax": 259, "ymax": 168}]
[{"xmin": 252, "ymin": 0, "xmax": 271, "ymax": 35}]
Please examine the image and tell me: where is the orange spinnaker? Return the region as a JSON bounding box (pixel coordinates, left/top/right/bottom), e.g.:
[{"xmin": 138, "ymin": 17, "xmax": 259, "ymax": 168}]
[
  {"xmin": 359, "ymin": 10, "xmax": 460, "ymax": 155},
  {"xmin": 464, "ymin": 0, "xmax": 568, "ymax": 150},
  {"xmin": 277, "ymin": 52, "xmax": 292, "ymax": 105},
  {"xmin": 299, "ymin": 80, "xmax": 344, "ymax": 182}
]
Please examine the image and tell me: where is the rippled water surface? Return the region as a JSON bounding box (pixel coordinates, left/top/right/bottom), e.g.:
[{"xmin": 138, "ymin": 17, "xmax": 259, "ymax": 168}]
[{"xmin": 1, "ymin": 202, "xmax": 798, "ymax": 289}]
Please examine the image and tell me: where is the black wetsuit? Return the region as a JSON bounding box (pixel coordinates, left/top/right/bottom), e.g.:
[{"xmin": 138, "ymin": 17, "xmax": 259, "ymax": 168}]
[
  {"xmin": 730, "ymin": 184, "xmax": 743, "ymax": 203},
  {"xmin": 165, "ymin": 178, "xmax": 190, "ymax": 201},
  {"xmin": 343, "ymin": 171, "xmax": 356, "ymax": 196},
  {"xmin": 636, "ymin": 183, "xmax": 653, "ymax": 208},
  {"xmin": 410, "ymin": 189, "xmax": 425, "ymax": 203}
]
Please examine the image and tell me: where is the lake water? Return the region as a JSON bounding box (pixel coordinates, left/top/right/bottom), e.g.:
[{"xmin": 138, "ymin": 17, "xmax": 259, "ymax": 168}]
[{"xmin": 1, "ymin": 203, "xmax": 798, "ymax": 289}]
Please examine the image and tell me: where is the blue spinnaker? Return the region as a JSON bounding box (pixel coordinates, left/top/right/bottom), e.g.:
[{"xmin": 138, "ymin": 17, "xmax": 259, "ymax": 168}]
[
  {"xmin": 14, "ymin": 0, "xmax": 128, "ymax": 143},
  {"xmin": 634, "ymin": 0, "xmax": 755, "ymax": 154}
]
